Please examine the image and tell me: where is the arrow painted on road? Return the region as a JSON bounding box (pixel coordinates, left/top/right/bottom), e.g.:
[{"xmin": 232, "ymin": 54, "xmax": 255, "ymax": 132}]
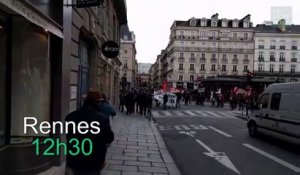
[{"xmin": 196, "ymin": 139, "xmax": 240, "ymax": 174}]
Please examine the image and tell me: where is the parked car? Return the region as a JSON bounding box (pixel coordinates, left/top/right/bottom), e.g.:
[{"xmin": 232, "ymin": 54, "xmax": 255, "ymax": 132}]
[{"xmin": 247, "ymin": 82, "xmax": 300, "ymax": 144}]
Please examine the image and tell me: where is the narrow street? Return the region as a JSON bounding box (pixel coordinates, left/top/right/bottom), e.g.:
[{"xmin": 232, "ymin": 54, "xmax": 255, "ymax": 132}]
[{"xmin": 153, "ymin": 104, "xmax": 300, "ymax": 175}]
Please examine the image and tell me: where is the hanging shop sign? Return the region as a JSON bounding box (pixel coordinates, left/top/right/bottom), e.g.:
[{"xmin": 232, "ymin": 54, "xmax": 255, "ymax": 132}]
[
  {"xmin": 101, "ymin": 41, "xmax": 120, "ymax": 58},
  {"xmin": 76, "ymin": 0, "xmax": 101, "ymax": 8}
]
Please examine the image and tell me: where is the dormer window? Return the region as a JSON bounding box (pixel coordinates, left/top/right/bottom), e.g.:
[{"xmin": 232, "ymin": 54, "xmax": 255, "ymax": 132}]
[
  {"xmin": 190, "ymin": 18, "xmax": 197, "ymax": 26},
  {"xmin": 201, "ymin": 19, "xmax": 207, "ymax": 27},
  {"xmin": 244, "ymin": 22, "xmax": 249, "ymax": 28},
  {"xmin": 233, "ymin": 20, "xmax": 238, "ymax": 27},
  {"xmin": 212, "ymin": 21, "xmax": 217, "ymax": 27},
  {"xmin": 222, "ymin": 20, "xmax": 228, "ymax": 27}
]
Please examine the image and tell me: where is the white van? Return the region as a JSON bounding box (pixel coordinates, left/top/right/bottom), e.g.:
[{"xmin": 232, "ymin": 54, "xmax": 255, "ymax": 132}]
[{"xmin": 247, "ymin": 82, "xmax": 300, "ymax": 144}]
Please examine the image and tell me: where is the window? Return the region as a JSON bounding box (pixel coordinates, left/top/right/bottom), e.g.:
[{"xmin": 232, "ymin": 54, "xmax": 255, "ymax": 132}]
[
  {"xmin": 233, "ymin": 54, "xmax": 237, "ymax": 59},
  {"xmin": 270, "ymin": 65, "xmax": 274, "ymax": 73},
  {"xmin": 280, "ymin": 93, "xmax": 293, "ymax": 111},
  {"xmin": 258, "ymin": 93, "xmax": 270, "ymax": 109},
  {"xmin": 292, "ymin": 52, "xmax": 296, "ymax": 58},
  {"xmin": 244, "ymin": 22, "xmax": 249, "ymax": 28},
  {"xmin": 190, "ymin": 64, "xmax": 194, "ymax": 70},
  {"xmin": 279, "ymin": 65, "xmax": 284, "ymax": 73},
  {"xmin": 233, "ymin": 65, "xmax": 237, "ymax": 72},
  {"xmin": 244, "ymin": 65, "xmax": 248, "ymax": 72},
  {"xmin": 233, "ymin": 22, "xmax": 238, "ymax": 27},
  {"xmin": 179, "ymin": 75, "xmax": 183, "ymax": 81},
  {"xmin": 222, "ymin": 65, "xmax": 226, "ymax": 71},
  {"xmin": 270, "ymin": 52, "xmax": 275, "ymax": 61},
  {"xmin": 190, "ymin": 75, "xmax": 194, "ymax": 81},
  {"xmin": 190, "ymin": 20, "xmax": 196, "ymax": 26},
  {"xmin": 200, "ymin": 64, "xmax": 205, "ymax": 71},
  {"xmin": 201, "ymin": 53, "xmax": 205, "ymax": 58},
  {"xmin": 291, "ymin": 65, "xmax": 296, "ymax": 74},
  {"xmin": 124, "ymin": 49, "xmax": 127, "ymax": 54},
  {"xmin": 201, "ymin": 20, "xmax": 206, "ymax": 27},
  {"xmin": 212, "ymin": 21, "xmax": 217, "ymax": 27},
  {"xmin": 191, "ymin": 53, "xmax": 195, "ymax": 58},
  {"xmin": 200, "ymin": 31, "xmax": 205, "ymax": 37},
  {"xmin": 222, "ymin": 33, "xmax": 229, "ymax": 37},
  {"xmin": 270, "ymin": 40, "xmax": 276, "ymax": 49},
  {"xmin": 222, "ymin": 21, "xmax": 227, "ymax": 27},
  {"xmin": 244, "ymin": 33, "xmax": 248, "ymax": 40},
  {"xmin": 244, "ymin": 55, "xmax": 248, "ymax": 59},
  {"xmin": 180, "ymin": 52, "xmax": 184, "ymax": 58},
  {"xmin": 191, "ymin": 42, "xmax": 195, "ymax": 47},
  {"xmin": 212, "ymin": 32, "xmax": 217, "ymax": 38},
  {"xmin": 180, "ymin": 41, "xmax": 185, "ymax": 48},
  {"xmin": 211, "ymin": 64, "xmax": 216, "ymax": 71},
  {"xmin": 258, "ymin": 64, "xmax": 263, "ymax": 72},
  {"xmin": 292, "ymin": 41, "xmax": 297, "ymax": 50},
  {"xmin": 222, "ymin": 54, "xmax": 226, "ymax": 59},
  {"xmin": 280, "ymin": 53, "xmax": 285, "ymax": 61},
  {"xmin": 270, "ymin": 93, "xmax": 281, "ymax": 110},
  {"xmin": 180, "ymin": 31, "xmax": 184, "ymax": 38},
  {"xmin": 202, "ymin": 42, "xmax": 206, "ymax": 46},
  {"xmin": 212, "ymin": 54, "xmax": 216, "ymax": 59},
  {"xmin": 259, "ymin": 52, "xmax": 263, "ymax": 58},
  {"xmin": 179, "ymin": 63, "xmax": 183, "ymax": 70},
  {"xmin": 233, "ymin": 33, "xmax": 237, "ymax": 39},
  {"xmin": 212, "ymin": 43, "xmax": 217, "ymax": 47},
  {"xmin": 280, "ymin": 40, "xmax": 285, "ymax": 50},
  {"xmin": 258, "ymin": 40, "xmax": 264, "ymax": 49}
]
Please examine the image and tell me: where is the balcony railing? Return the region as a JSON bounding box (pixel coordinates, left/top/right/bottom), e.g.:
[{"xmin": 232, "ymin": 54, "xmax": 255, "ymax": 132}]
[
  {"xmin": 189, "ymin": 69, "xmax": 196, "ymax": 73},
  {"xmin": 243, "ymin": 59, "xmax": 250, "ymax": 64},
  {"xmin": 292, "ymin": 46, "xmax": 297, "ymax": 50},
  {"xmin": 270, "ymin": 46, "xmax": 276, "ymax": 49},
  {"xmin": 189, "ymin": 57, "xmax": 196, "ymax": 63},
  {"xmin": 211, "ymin": 58, "xmax": 217, "ymax": 63},
  {"xmin": 270, "ymin": 57, "xmax": 276, "ymax": 62},
  {"xmin": 258, "ymin": 57, "xmax": 264, "ymax": 62},
  {"xmin": 210, "ymin": 70, "xmax": 216, "ymax": 74},
  {"xmin": 178, "ymin": 57, "xmax": 185, "ymax": 62},
  {"xmin": 280, "ymin": 46, "xmax": 285, "ymax": 50},
  {"xmin": 221, "ymin": 59, "xmax": 228, "ymax": 64},
  {"xmin": 279, "ymin": 58, "xmax": 285, "ymax": 62},
  {"xmin": 200, "ymin": 58, "xmax": 206, "ymax": 63},
  {"xmin": 232, "ymin": 59, "xmax": 239, "ymax": 64},
  {"xmin": 200, "ymin": 69, "xmax": 206, "ymax": 73},
  {"xmin": 259, "ymin": 45, "xmax": 264, "ymax": 49},
  {"xmin": 291, "ymin": 58, "xmax": 297, "ymax": 62},
  {"xmin": 178, "ymin": 69, "xmax": 184, "ymax": 73}
]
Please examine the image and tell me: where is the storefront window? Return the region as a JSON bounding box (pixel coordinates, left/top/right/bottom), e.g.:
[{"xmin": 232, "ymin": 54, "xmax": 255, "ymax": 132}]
[
  {"xmin": 0, "ymin": 12, "xmax": 7, "ymax": 144},
  {"xmin": 78, "ymin": 39, "xmax": 90, "ymax": 107},
  {"xmin": 11, "ymin": 18, "xmax": 50, "ymax": 136}
]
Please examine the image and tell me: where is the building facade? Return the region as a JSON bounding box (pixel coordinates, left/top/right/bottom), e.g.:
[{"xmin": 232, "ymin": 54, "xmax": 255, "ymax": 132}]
[
  {"xmin": 158, "ymin": 14, "xmax": 254, "ymax": 90},
  {"xmin": 138, "ymin": 63, "xmax": 152, "ymax": 74},
  {"xmin": 0, "ymin": 0, "xmax": 127, "ymax": 174},
  {"xmin": 271, "ymin": 6, "xmax": 292, "ymax": 25},
  {"xmin": 120, "ymin": 24, "xmax": 137, "ymax": 89},
  {"xmin": 254, "ymin": 20, "xmax": 300, "ymax": 82}
]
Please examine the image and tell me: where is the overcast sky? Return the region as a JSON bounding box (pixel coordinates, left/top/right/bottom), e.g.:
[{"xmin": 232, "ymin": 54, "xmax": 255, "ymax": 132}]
[{"xmin": 126, "ymin": 0, "xmax": 300, "ymax": 64}]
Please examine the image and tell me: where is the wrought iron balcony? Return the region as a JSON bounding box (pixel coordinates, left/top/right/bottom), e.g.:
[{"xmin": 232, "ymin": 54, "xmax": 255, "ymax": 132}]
[
  {"xmin": 280, "ymin": 46, "xmax": 285, "ymax": 50},
  {"xmin": 270, "ymin": 57, "xmax": 276, "ymax": 62},
  {"xmin": 211, "ymin": 58, "xmax": 217, "ymax": 63},
  {"xmin": 189, "ymin": 57, "xmax": 196, "ymax": 63},
  {"xmin": 232, "ymin": 59, "xmax": 239, "ymax": 64},
  {"xmin": 178, "ymin": 57, "xmax": 185, "ymax": 62},
  {"xmin": 292, "ymin": 46, "xmax": 297, "ymax": 50},
  {"xmin": 291, "ymin": 58, "xmax": 297, "ymax": 62},
  {"xmin": 279, "ymin": 58, "xmax": 285, "ymax": 62},
  {"xmin": 270, "ymin": 45, "xmax": 276, "ymax": 49},
  {"xmin": 258, "ymin": 57, "xmax": 264, "ymax": 62},
  {"xmin": 200, "ymin": 58, "xmax": 206, "ymax": 63},
  {"xmin": 243, "ymin": 59, "xmax": 250, "ymax": 64},
  {"xmin": 221, "ymin": 59, "xmax": 228, "ymax": 64}
]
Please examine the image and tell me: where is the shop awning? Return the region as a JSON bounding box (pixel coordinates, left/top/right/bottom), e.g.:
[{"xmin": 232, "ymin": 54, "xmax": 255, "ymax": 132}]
[{"xmin": 0, "ymin": 0, "xmax": 63, "ymax": 38}]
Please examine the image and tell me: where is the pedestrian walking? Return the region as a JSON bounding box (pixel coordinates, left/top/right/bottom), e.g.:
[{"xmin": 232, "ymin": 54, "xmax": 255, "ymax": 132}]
[
  {"xmin": 65, "ymin": 90, "xmax": 114, "ymax": 175},
  {"xmin": 163, "ymin": 93, "xmax": 168, "ymax": 110},
  {"xmin": 98, "ymin": 93, "xmax": 116, "ymax": 120}
]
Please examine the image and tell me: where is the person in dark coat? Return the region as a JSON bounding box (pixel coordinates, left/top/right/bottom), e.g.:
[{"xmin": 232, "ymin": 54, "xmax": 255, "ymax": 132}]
[
  {"xmin": 98, "ymin": 93, "xmax": 116, "ymax": 120},
  {"xmin": 65, "ymin": 90, "xmax": 114, "ymax": 175}
]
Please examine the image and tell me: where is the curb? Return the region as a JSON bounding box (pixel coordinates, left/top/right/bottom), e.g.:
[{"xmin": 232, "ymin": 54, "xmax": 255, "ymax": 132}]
[{"xmin": 150, "ymin": 121, "xmax": 181, "ymax": 175}]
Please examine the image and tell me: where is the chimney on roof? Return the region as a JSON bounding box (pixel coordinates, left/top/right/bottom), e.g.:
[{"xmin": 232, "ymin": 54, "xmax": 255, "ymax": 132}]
[
  {"xmin": 211, "ymin": 13, "xmax": 219, "ymax": 19},
  {"xmin": 278, "ymin": 19, "xmax": 286, "ymax": 32}
]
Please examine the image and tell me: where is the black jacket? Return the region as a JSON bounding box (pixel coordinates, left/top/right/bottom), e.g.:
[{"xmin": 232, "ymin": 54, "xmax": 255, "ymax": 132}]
[{"xmin": 65, "ymin": 103, "xmax": 114, "ymax": 171}]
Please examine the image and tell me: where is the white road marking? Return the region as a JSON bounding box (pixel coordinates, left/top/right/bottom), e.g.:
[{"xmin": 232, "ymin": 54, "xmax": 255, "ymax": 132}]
[
  {"xmin": 151, "ymin": 111, "xmax": 160, "ymax": 118},
  {"xmin": 206, "ymin": 111, "xmax": 222, "ymax": 118},
  {"xmin": 196, "ymin": 139, "xmax": 240, "ymax": 174},
  {"xmin": 216, "ymin": 112, "xmax": 236, "ymax": 119},
  {"xmin": 243, "ymin": 143, "xmax": 300, "ymax": 173},
  {"xmin": 179, "ymin": 131, "xmax": 196, "ymax": 137},
  {"xmin": 185, "ymin": 111, "xmax": 197, "ymax": 116},
  {"xmin": 189, "ymin": 125, "xmax": 208, "ymax": 130},
  {"xmin": 173, "ymin": 111, "xmax": 185, "ymax": 116},
  {"xmin": 162, "ymin": 111, "xmax": 172, "ymax": 116},
  {"xmin": 208, "ymin": 126, "xmax": 233, "ymax": 138},
  {"xmin": 194, "ymin": 110, "xmax": 209, "ymax": 117},
  {"xmin": 174, "ymin": 125, "xmax": 191, "ymax": 130}
]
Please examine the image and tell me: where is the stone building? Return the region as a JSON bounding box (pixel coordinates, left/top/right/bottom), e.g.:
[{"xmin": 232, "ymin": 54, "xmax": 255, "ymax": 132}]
[
  {"xmin": 120, "ymin": 24, "xmax": 137, "ymax": 89},
  {"xmin": 254, "ymin": 19, "xmax": 300, "ymax": 82},
  {"xmin": 158, "ymin": 14, "xmax": 254, "ymax": 90}
]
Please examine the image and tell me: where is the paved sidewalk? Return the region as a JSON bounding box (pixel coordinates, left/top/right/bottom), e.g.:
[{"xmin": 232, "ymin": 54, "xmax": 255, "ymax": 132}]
[{"xmin": 102, "ymin": 112, "xmax": 181, "ymax": 175}]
